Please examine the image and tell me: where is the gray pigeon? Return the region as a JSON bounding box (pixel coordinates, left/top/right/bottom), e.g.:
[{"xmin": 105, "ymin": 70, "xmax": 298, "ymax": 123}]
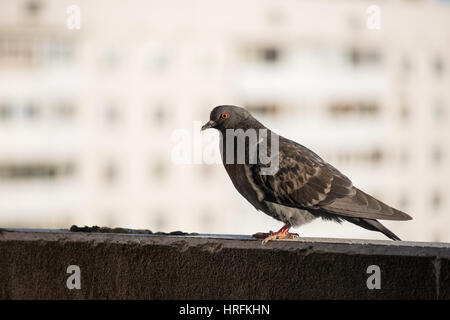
[{"xmin": 201, "ymin": 105, "xmax": 412, "ymax": 243}]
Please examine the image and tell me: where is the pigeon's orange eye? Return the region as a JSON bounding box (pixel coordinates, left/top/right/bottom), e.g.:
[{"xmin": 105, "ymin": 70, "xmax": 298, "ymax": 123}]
[{"xmin": 221, "ymin": 113, "xmax": 229, "ymax": 119}]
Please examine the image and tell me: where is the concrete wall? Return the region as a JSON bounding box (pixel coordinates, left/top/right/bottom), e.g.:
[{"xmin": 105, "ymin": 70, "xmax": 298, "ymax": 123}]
[{"xmin": 0, "ymin": 229, "xmax": 449, "ymax": 299}]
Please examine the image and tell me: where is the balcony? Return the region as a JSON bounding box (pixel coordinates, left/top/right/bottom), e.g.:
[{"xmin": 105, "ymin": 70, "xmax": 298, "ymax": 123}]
[{"xmin": 0, "ymin": 228, "xmax": 448, "ymax": 299}]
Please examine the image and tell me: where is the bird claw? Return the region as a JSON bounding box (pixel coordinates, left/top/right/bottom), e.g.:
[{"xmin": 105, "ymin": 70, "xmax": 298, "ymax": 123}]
[{"xmin": 261, "ymin": 232, "xmax": 299, "ymax": 244}]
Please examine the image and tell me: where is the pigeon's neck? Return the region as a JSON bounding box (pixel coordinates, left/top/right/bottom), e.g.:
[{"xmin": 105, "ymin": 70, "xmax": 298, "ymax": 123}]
[{"xmin": 243, "ymin": 116, "xmax": 267, "ymax": 130}]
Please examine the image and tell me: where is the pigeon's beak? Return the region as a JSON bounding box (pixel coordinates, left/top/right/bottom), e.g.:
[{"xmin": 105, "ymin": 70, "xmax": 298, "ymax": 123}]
[{"xmin": 201, "ymin": 120, "xmax": 216, "ymax": 131}]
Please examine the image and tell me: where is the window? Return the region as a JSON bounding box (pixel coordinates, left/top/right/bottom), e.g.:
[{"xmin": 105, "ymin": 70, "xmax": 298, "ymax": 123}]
[
  {"xmin": 0, "ymin": 35, "xmax": 74, "ymax": 67},
  {"xmin": 150, "ymin": 103, "xmax": 168, "ymax": 127},
  {"xmin": 333, "ymin": 148, "xmax": 384, "ymax": 166},
  {"xmin": 0, "ymin": 162, "xmax": 75, "ymax": 181},
  {"xmin": 0, "ymin": 100, "xmax": 76, "ymax": 123},
  {"xmin": 104, "ymin": 102, "xmax": 122, "ymax": 126},
  {"xmin": 54, "ymin": 101, "xmax": 76, "ymax": 120},
  {"xmin": 399, "ymin": 98, "xmax": 411, "ymax": 122},
  {"xmin": 431, "ymin": 146, "xmax": 443, "ymax": 165},
  {"xmin": 399, "ymin": 149, "xmax": 410, "ymax": 166},
  {"xmin": 23, "ymin": 102, "xmax": 40, "ymax": 120},
  {"xmin": 102, "ymin": 162, "xmax": 119, "ymax": 185},
  {"xmin": 0, "ymin": 36, "xmax": 37, "ymax": 67},
  {"xmin": 400, "ymin": 106, "xmax": 410, "ymax": 122},
  {"xmin": 150, "ymin": 160, "xmax": 167, "ymax": 183},
  {"xmin": 433, "ymin": 56, "xmax": 445, "ymax": 77},
  {"xmin": 265, "ymin": 8, "xmax": 285, "ymax": 25},
  {"xmin": 246, "ymin": 103, "xmax": 282, "ymax": 117},
  {"xmin": 147, "ymin": 50, "xmax": 170, "ymax": 74},
  {"xmin": 0, "ymin": 102, "xmax": 13, "ymax": 121},
  {"xmin": 348, "ymin": 47, "xmax": 381, "ymax": 67},
  {"xmin": 431, "ymin": 192, "xmax": 442, "ymax": 211},
  {"xmin": 241, "ymin": 45, "xmax": 283, "ymax": 65},
  {"xmin": 98, "ymin": 47, "xmax": 120, "ymax": 71},
  {"xmin": 401, "ymin": 56, "xmax": 411, "ymax": 75},
  {"xmin": 46, "ymin": 38, "xmax": 75, "ymax": 64},
  {"xmin": 261, "ymin": 48, "xmax": 279, "ymax": 63},
  {"xmin": 24, "ymin": 0, "xmax": 43, "ymax": 16},
  {"xmin": 433, "ymin": 99, "xmax": 445, "ymax": 122},
  {"xmin": 328, "ymin": 101, "xmax": 380, "ymax": 117}
]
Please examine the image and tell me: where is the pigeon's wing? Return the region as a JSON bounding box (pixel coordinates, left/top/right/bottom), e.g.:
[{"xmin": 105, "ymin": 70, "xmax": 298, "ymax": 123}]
[{"xmin": 251, "ymin": 139, "xmax": 412, "ymax": 221}]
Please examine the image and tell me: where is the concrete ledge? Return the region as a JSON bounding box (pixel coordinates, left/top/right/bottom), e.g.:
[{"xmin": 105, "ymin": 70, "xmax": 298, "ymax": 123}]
[{"xmin": 0, "ymin": 228, "xmax": 449, "ymax": 299}]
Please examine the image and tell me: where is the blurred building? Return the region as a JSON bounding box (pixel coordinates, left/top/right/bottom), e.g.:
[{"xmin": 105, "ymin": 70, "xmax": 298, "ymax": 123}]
[{"xmin": 0, "ymin": 0, "xmax": 449, "ymax": 241}]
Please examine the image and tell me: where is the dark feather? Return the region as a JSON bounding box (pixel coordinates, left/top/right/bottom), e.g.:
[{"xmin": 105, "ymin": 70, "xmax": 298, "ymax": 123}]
[{"xmin": 252, "ymin": 136, "xmax": 412, "ymax": 221}]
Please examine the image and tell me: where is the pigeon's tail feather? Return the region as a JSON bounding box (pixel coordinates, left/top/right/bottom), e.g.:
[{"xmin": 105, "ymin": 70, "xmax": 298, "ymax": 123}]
[
  {"xmin": 322, "ymin": 188, "xmax": 412, "ymax": 221},
  {"xmin": 344, "ymin": 217, "xmax": 402, "ymax": 241}
]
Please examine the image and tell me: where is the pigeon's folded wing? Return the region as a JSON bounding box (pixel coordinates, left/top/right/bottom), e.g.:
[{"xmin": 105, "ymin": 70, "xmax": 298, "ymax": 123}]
[{"xmin": 251, "ymin": 142, "xmax": 412, "ymax": 221}]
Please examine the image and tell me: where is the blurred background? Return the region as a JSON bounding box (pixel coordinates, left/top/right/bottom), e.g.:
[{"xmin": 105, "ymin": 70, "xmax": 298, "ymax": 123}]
[{"xmin": 0, "ymin": 0, "xmax": 449, "ymax": 242}]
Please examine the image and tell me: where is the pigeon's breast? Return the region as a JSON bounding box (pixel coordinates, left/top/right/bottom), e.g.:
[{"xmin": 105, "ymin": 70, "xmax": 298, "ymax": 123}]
[
  {"xmin": 219, "ymin": 133, "xmax": 316, "ymax": 226},
  {"xmin": 223, "ymin": 162, "xmax": 317, "ymax": 227},
  {"xmin": 264, "ymin": 201, "xmax": 316, "ymax": 227},
  {"xmin": 219, "ymin": 136, "xmax": 267, "ymax": 211},
  {"xmin": 223, "ymin": 163, "xmax": 267, "ymax": 212}
]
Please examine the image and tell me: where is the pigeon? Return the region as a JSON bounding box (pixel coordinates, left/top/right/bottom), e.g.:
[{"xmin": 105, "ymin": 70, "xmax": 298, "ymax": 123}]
[{"xmin": 201, "ymin": 105, "xmax": 412, "ymax": 243}]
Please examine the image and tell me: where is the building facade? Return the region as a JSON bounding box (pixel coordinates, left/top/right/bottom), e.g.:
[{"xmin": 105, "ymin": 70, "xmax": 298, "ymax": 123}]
[{"xmin": 0, "ymin": 0, "xmax": 449, "ymax": 241}]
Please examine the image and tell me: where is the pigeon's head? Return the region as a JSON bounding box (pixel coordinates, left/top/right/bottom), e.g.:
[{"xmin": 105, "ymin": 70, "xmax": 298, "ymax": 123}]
[{"xmin": 201, "ymin": 105, "xmax": 252, "ymax": 131}]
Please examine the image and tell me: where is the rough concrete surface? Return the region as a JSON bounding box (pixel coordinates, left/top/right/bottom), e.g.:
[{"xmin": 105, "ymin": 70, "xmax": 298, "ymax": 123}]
[{"xmin": 0, "ymin": 229, "xmax": 449, "ymax": 299}]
